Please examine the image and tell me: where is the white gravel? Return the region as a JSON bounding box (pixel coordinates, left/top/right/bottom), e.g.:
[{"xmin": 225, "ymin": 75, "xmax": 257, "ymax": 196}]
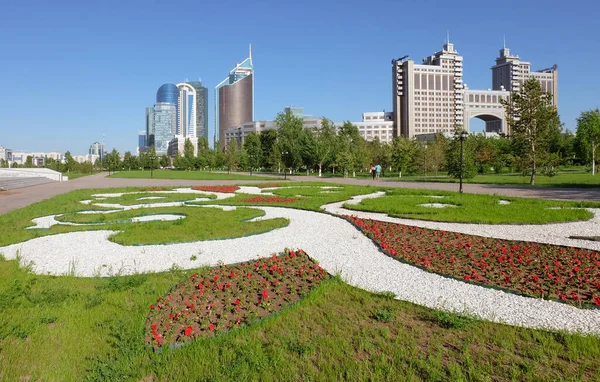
[
  {"xmin": 137, "ymin": 196, "xmax": 166, "ymax": 200},
  {"xmin": 2, "ymin": 189, "xmax": 600, "ymax": 335},
  {"xmin": 326, "ymin": 193, "xmax": 600, "ymax": 252},
  {"xmin": 499, "ymin": 200, "xmax": 511, "ymax": 205}
]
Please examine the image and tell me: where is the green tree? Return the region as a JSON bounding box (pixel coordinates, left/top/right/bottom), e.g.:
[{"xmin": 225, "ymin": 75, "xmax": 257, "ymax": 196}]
[
  {"xmin": 502, "ymin": 78, "xmax": 561, "ymax": 185},
  {"xmin": 107, "ymin": 149, "xmax": 121, "ymax": 174},
  {"xmin": 446, "ymin": 131, "xmax": 477, "ymax": 179},
  {"xmin": 391, "ymin": 136, "xmax": 416, "ymax": 177},
  {"xmin": 122, "ymin": 151, "xmax": 136, "ymax": 171},
  {"xmin": 276, "ymin": 109, "xmax": 305, "ymax": 173},
  {"xmin": 574, "ymin": 109, "xmax": 600, "ymax": 175},
  {"xmin": 183, "ymin": 138, "xmax": 195, "ymax": 170},
  {"xmin": 337, "ymin": 121, "xmax": 366, "ymax": 177},
  {"xmin": 160, "ymin": 154, "xmax": 170, "ymax": 168},
  {"xmin": 260, "ymin": 129, "xmax": 279, "ymax": 170},
  {"xmin": 224, "ymin": 139, "xmax": 239, "ymax": 173},
  {"xmin": 313, "ymin": 118, "xmax": 336, "ymax": 177},
  {"xmin": 244, "ymin": 133, "xmax": 262, "ymax": 174},
  {"xmin": 147, "ymin": 146, "xmax": 160, "ymax": 177},
  {"xmin": 173, "ymin": 152, "xmax": 188, "ymax": 170},
  {"xmin": 64, "ymin": 151, "xmax": 77, "ymax": 172},
  {"xmin": 196, "ymin": 137, "xmax": 210, "ymax": 169},
  {"xmin": 0, "ymin": 159, "xmax": 5, "ymax": 168},
  {"xmin": 24, "ymin": 155, "xmax": 34, "ymax": 168}
]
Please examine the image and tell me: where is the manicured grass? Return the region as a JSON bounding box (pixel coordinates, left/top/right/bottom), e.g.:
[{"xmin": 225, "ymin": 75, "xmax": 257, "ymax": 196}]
[
  {"xmin": 344, "ymin": 188, "xmax": 596, "ymax": 224},
  {"xmin": 54, "ymin": 206, "xmax": 288, "ymax": 245},
  {"xmin": 62, "ymin": 172, "xmax": 93, "ymax": 180},
  {"xmin": 89, "ymin": 191, "xmax": 216, "ymax": 206},
  {"xmin": 1, "ymin": 257, "xmax": 599, "ymax": 381},
  {"xmin": 394, "ymin": 172, "xmax": 600, "ymax": 188},
  {"xmin": 109, "ymin": 170, "xmax": 282, "ymax": 181},
  {"xmin": 0, "ymin": 187, "xmax": 281, "ymax": 247},
  {"xmin": 192, "ymin": 182, "xmax": 377, "ymax": 211}
]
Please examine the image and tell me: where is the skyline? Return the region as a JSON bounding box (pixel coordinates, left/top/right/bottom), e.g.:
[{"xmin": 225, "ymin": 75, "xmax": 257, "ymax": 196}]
[{"xmin": 1, "ymin": 0, "xmax": 599, "ymax": 155}]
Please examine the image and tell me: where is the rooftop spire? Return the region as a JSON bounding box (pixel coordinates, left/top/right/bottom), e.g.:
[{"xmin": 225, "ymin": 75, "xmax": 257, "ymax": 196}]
[
  {"xmin": 503, "ymin": 34, "xmax": 506, "ymax": 49},
  {"xmin": 447, "ymin": 30, "xmax": 450, "ymax": 45},
  {"xmin": 249, "ymin": 43, "xmax": 252, "ymax": 60}
]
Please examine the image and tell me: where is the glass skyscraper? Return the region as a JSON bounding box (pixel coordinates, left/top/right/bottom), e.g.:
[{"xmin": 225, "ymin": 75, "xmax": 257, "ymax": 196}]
[
  {"xmin": 177, "ymin": 83, "xmax": 196, "ymax": 138},
  {"xmin": 215, "ymin": 45, "xmax": 254, "ymax": 148},
  {"xmin": 187, "ymin": 80, "xmax": 209, "ymax": 141},
  {"xmin": 153, "ymin": 103, "xmax": 176, "ymax": 154}
]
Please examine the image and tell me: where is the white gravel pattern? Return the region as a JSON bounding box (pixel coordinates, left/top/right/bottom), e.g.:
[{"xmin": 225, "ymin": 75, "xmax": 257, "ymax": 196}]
[
  {"xmin": 2, "ymin": 190, "xmax": 600, "ymax": 335},
  {"xmin": 329, "ymin": 193, "xmax": 600, "ymax": 251},
  {"xmin": 137, "ymin": 196, "xmax": 166, "ymax": 200}
]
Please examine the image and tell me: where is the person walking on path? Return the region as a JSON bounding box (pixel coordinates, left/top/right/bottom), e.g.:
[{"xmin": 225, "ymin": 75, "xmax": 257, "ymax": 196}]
[
  {"xmin": 375, "ymin": 164, "xmax": 381, "ymax": 180},
  {"xmin": 370, "ymin": 164, "xmax": 376, "ymax": 180}
]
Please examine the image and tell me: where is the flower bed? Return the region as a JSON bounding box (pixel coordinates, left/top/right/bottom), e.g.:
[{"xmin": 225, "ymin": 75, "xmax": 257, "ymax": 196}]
[
  {"xmin": 241, "ymin": 196, "xmax": 297, "ymax": 204},
  {"xmin": 192, "ymin": 186, "xmax": 240, "ymax": 193},
  {"xmin": 146, "ymin": 249, "xmax": 328, "ymax": 349},
  {"xmin": 257, "ymin": 183, "xmax": 280, "ymax": 189},
  {"xmin": 346, "ymin": 216, "xmax": 600, "ymax": 308}
]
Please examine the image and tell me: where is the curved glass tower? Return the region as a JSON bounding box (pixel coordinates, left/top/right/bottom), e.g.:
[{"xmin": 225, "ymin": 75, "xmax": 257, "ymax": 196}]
[{"xmin": 156, "ymin": 83, "xmax": 179, "ymax": 104}]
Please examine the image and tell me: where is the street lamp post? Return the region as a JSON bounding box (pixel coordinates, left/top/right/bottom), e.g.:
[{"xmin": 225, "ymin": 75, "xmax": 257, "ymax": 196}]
[
  {"xmin": 459, "ymin": 130, "xmax": 468, "ymax": 193},
  {"xmin": 282, "ymin": 151, "xmax": 288, "ymax": 180},
  {"xmin": 150, "ymin": 154, "xmax": 156, "ymax": 178}
]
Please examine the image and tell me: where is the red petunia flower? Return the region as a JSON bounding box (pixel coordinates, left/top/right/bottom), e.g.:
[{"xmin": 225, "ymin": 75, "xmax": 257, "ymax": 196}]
[
  {"xmin": 234, "ymin": 299, "xmax": 241, "ymax": 305},
  {"xmin": 209, "ymin": 324, "xmax": 215, "ymax": 331},
  {"xmin": 184, "ymin": 326, "xmax": 193, "ymax": 336}
]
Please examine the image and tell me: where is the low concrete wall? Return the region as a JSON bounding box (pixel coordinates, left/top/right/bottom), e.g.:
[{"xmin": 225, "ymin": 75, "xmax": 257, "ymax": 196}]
[{"xmin": 0, "ymin": 168, "xmax": 63, "ymax": 181}]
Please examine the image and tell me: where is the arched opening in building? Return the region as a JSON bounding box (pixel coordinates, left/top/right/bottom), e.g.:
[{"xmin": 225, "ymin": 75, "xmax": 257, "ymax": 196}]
[{"xmin": 468, "ymin": 114, "xmax": 504, "ymax": 134}]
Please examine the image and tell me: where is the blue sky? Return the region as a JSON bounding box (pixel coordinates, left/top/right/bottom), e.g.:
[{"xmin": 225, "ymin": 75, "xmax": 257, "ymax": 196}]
[{"xmin": 1, "ymin": 0, "xmax": 598, "ymax": 155}]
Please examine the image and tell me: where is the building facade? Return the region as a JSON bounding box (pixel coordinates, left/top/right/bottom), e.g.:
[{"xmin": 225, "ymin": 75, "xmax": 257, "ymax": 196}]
[
  {"xmin": 153, "ymin": 103, "xmax": 177, "ymax": 155},
  {"xmin": 392, "ymin": 42, "xmax": 558, "ymax": 137},
  {"xmin": 0, "ymin": 146, "xmax": 13, "ymax": 163},
  {"xmin": 177, "ymin": 83, "xmax": 197, "ymax": 138},
  {"xmin": 352, "ymin": 112, "xmax": 395, "ymax": 143},
  {"xmin": 89, "ymin": 142, "xmax": 106, "ymax": 160},
  {"xmin": 10, "ymin": 152, "xmax": 62, "ymax": 166},
  {"xmin": 145, "ymin": 107, "xmax": 154, "ymax": 147},
  {"xmin": 167, "ymin": 135, "xmax": 198, "ymax": 158},
  {"xmin": 187, "ymin": 81, "xmax": 209, "ymax": 141},
  {"xmin": 491, "ymin": 46, "xmax": 558, "ymax": 106},
  {"xmin": 223, "ymin": 115, "xmax": 322, "ymax": 147},
  {"xmin": 215, "ymin": 45, "xmax": 254, "ymax": 148}
]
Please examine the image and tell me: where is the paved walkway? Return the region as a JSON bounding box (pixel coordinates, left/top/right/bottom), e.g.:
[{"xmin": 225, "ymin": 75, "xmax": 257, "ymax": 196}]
[{"xmin": 1, "ymin": 171, "xmax": 599, "ymax": 215}]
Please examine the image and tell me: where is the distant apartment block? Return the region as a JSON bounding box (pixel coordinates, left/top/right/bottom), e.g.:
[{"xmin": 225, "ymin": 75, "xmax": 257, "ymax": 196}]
[
  {"xmin": 0, "ymin": 146, "xmax": 13, "ymax": 163},
  {"xmin": 392, "ymin": 41, "xmax": 557, "ymax": 137},
  {"xmin": 11, "ymin": 152, "xmax": 62, "ymax": 166},
  {"xmin": 351, "ymin": 112, "xmax": 394, "ymax": 144},
  {"xmin": 167, "ymin": 135, "xmax": 198, "ymax": 158}
]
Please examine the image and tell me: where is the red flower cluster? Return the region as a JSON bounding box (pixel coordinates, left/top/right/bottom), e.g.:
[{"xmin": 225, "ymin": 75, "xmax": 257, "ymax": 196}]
[
  {"xmin": 145, "ymin": 249, "xmax": 329, "ymax": 349},
  {"xmin": 192, "ymin": 186, "xmax": 240, "ymax": 193},
  {"xmin": 346, "ymin": 215, "xmax": 600, "ymax": 308},
  {"xmin": 241, "ymin": 196, "xmax": 297, "ymax": 204},
  {"xmin": 147, "ymin": 187, "xmax": 169, "ymax": 191}
]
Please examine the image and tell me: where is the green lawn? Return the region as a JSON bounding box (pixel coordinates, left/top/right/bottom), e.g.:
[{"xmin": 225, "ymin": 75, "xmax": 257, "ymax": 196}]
[
  {"xmin": 343, "ymin": 188, "xmax": 597, "ymax": 224},
  {"xmin": 0, "ymin": 260, "xmax": 598, "ymax": 381},
  {"xmin": 62, "ymin": 172, "xmax": 93, "ymax": 180},
  {"xmin": 55, "ymin": 206, "xmax": 288, "ymax": 245},
  {"xmin": 1, "ymin": 184, "xmax": 600, "ymax": 380},
  {"xmin": 391, "ymin": 171, "xmax": 600, "ymax": 188},
  {"xmin": 110, "ymin": 170, "xmax": 282, "ymax": 181}
]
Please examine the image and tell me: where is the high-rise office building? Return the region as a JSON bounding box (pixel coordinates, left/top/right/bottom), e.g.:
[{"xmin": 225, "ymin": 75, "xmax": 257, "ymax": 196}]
[
  {"xmin": 187, "ymin": 80, "xmax": 209, "ymax": 141},
  {"xmin": 145, "ymin": 107, "xmax": 154, "ymax": 147},
  {"xmin": 153, "ymin": 83, "xmax": 178, "ymax": 155},
  {"xmin": 392, "ymin": 41, "xmax": 557, "ymax": 137},
  {"xmin": 177, "ymin": 83, "xmax": 196, "ymax": 139},
  {"xmin": 215, "ymin": 45, "xmax": 254, "ymax": 148},
  {"xmin": 153, "ymin": 103, "xmax": 176, "ymax": 155},
  {"xmin": 89, "ymin": 142, "xmax": 106, "ymax": 160},
  {"xmin": 491, "ymin": 45, "xmax": 558, "ymax": 106}
]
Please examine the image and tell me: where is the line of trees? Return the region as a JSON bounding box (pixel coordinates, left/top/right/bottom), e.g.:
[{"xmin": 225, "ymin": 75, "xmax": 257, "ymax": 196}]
[{"xmin": 4, "ymin": 79, "xmax": 597, "ymax": 185}]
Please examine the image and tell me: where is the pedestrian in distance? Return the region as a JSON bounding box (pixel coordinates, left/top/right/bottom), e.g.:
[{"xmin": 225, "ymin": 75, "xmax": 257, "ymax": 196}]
[
  {"xmin": 370, "ymin": 164, "xmax": 376, "ymax": 180},
  {"xmin": 375, "ymin": 164, "xmax": 381, "ymax": 180}
]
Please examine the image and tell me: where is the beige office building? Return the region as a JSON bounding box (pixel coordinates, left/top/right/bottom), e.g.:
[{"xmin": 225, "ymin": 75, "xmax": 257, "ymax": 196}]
[{"xmin": 393, "ymin": 42, "xmax": 558, "ymax": 137}]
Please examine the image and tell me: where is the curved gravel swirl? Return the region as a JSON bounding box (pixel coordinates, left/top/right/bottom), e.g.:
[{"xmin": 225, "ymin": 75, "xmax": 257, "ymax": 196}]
[
  {"xmin": 325, "ymin": 192, "xmax": 600, "ymax": 251},
  {"xmin": 1, "ymin": 190, "xmax": 600, "ymax": 335}
]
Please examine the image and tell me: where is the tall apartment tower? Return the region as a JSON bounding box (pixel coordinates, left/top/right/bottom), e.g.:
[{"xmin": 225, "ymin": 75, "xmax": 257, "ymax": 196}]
[
  {"xmin": 491, "ymin": 45, "xmax": 558, "ymax": 107},
  {"xmin": 392, "ymin": 42, "xmax": 464, "ymax": 138},
  {"xmin": 186, "ymin": 80, "xmax": 209, "ymax": 141},
  {"xmin": 215, "ymin": 45, "xmax": 254, "ymax": 148},
  {"xmin": 176, "ymin": 83, "xmax": 197, "ymax": 139}
]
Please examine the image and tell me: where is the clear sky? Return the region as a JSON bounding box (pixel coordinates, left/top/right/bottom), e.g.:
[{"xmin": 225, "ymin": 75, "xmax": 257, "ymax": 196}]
[{"xmin": 1, "ymin": 0, "xmax": 598, "ymax": 155}]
